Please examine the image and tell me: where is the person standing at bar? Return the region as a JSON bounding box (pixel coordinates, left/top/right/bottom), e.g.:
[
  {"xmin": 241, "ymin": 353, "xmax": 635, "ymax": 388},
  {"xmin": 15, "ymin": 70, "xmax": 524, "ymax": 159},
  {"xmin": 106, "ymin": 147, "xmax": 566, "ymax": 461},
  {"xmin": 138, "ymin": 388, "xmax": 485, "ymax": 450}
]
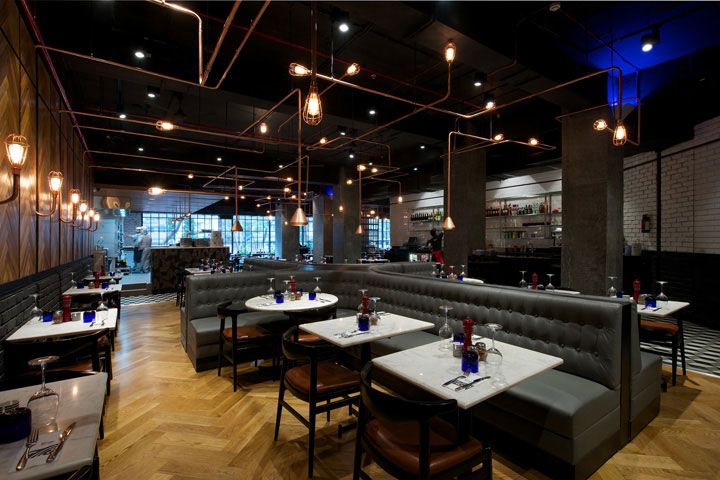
[
  {"xmin": 426, "ymin": 228, "xmax": 445, "ymax": 264},
  {"xmin": 139, "ymin": 227, "xmax": 153, "ymax": 273}
]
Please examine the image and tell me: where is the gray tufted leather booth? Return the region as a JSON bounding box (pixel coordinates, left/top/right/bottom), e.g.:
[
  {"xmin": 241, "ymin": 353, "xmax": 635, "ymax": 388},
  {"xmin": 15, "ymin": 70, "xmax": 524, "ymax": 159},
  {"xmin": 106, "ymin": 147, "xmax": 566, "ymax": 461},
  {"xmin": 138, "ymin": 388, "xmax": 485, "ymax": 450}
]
[{"xmin": 180, "ymin": 262, "xmax": 660, "ymax": 479}]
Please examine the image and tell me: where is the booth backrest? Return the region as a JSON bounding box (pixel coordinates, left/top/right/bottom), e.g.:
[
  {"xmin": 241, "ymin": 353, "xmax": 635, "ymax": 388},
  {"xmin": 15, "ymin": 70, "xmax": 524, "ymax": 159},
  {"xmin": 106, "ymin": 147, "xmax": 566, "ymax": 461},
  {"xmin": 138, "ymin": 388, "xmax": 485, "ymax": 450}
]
[
  {"xmin": 185, "ymin": 272, "xmax": 269, "ymax": 321},
  {"xmin": 242, "ymin": 258, "xmax": 299, "ymax": 271}
]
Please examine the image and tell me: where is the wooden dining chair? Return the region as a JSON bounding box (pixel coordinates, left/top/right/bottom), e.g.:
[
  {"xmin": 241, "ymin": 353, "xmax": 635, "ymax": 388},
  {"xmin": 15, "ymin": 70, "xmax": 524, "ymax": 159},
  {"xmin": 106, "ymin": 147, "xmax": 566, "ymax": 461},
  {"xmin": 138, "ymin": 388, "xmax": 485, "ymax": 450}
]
[
  {"xmin": 288, "ymin": 303, "xmax": 338, "ymax": 344},
  {"xmin": 354, "ymin": 363, "xmax": 492, "ymax": 480},
  {"xmin": 274, "ymin": 327, "xmax": 361, "ymax": 478},
  {"xmin": 639, "ymin": 316, "xmax": 686, "ymax": 387}
]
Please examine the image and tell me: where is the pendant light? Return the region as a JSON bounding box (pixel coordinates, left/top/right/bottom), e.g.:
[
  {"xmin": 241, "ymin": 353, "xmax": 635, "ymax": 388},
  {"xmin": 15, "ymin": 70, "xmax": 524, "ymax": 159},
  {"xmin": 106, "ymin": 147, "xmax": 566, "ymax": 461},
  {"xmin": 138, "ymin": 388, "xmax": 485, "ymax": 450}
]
[
  {"xmin": 232, "ymin": 167, "xmax": 243, "ymax": 232},
  {"xmin": 355, "ymin": 167, "xmax": 363, "ymax": 235},
  {"xmin": 613, "ymin": 121, "xmax": 627, "ymax": 146},
  {"xmin": 302, "ymin": 2, "xmax": 323, "ymax": 126},
  {"xmin": 443, "ymin": 132, "xmax": 456, "ymax": 231}
]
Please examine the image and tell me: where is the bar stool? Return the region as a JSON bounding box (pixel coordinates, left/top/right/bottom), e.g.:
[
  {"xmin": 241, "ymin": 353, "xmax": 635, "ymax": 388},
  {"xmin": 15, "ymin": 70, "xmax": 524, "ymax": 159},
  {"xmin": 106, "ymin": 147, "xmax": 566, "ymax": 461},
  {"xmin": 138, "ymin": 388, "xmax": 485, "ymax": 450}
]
[{"xmin": 216, "ymin": 301, "xmax": 278, "ymax": 391}]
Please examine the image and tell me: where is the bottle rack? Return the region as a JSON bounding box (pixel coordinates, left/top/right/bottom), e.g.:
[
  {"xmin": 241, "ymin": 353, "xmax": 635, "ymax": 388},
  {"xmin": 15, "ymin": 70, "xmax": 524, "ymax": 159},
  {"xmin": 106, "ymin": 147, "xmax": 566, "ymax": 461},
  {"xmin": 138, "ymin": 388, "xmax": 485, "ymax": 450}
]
[{"xmin": 486, "ymin": 193, "xmax": 562, "ymax": 249}]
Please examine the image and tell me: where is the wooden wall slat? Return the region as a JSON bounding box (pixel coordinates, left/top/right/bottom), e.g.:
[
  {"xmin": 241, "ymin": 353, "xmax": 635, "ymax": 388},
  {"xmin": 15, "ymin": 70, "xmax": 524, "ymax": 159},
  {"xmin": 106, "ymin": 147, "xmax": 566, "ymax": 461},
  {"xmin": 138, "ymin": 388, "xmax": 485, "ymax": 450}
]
[
  {"xmin": 19, "ymin": 67, "xmax": 37, "ymax": 278},
  {"xmin": 37, "ymin": 100, "xmax": 52, "ymax": 272}
]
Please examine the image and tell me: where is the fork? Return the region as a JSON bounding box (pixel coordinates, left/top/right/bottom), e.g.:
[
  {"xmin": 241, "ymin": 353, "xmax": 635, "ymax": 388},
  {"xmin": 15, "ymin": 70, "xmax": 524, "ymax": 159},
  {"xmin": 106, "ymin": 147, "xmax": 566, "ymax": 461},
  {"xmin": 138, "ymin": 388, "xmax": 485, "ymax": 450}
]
[{"xmin": 16, "ymin": 427, "xmax": 39, "ymax": 470}]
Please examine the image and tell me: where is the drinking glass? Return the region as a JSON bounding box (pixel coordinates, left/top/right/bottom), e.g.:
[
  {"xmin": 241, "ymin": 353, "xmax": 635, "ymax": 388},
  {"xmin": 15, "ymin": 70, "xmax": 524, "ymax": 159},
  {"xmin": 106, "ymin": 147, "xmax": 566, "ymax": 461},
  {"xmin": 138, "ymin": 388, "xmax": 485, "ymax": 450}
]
[
  {"xmin": 519, "ymin": 271, "xmax": 528, "ymax": 289},
  {"xmin": 27, "ymin": 356, "xmax": 60, "ymax": 429},
  {"xmin": 607, "ymin": 276, "xmax": 617, "ymax": 298},
  {"xmin": 458, "ymin": 265, "xmax": 466, "ymax": 281},
  {"xmin": 313, "ymin": 277, "xmax": 322, "ymax": 294},
  {"xmin": 656, "ymin": 281, "xmax": 669, "ymax": 307},
  {"xmin": 485, "ymin": 323, "xmax": 503, "ymax": 360},
  {"xmin": 30, "ymin": 294, "xmax": 43, "ymax": 321},
  {"xmin": 96, "ymin": 292, "xmax": 109, "ymax": 324},
  {"xmin": 369, "ymin": 297, "xmax": 381, "ymax": 326},
  {"xmin": 283, "ymin": 280, "xmax": 291, "ymax": 299},
  {"xmin": 109, "ymin": 271, "xmax": 117, "ymax": 284},
  {"xmin": 546, "ymin": 273, "xmax": 555, "ymax": 291},
  {"xmin": 438, "ymin": 306, "xmax": 454, "ymax": 350},
  {"xmin": 266, "ymin": 278, "xmax": 275, "ymax": 298}
]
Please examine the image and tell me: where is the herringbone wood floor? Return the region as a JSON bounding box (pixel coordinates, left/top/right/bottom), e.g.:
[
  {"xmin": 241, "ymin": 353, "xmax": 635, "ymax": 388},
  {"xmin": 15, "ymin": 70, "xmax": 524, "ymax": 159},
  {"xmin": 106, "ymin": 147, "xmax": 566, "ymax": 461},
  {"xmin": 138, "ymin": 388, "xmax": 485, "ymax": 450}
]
[{"xmin": 99, "ymin": 302, "xmax": 720, "ymax": 479}]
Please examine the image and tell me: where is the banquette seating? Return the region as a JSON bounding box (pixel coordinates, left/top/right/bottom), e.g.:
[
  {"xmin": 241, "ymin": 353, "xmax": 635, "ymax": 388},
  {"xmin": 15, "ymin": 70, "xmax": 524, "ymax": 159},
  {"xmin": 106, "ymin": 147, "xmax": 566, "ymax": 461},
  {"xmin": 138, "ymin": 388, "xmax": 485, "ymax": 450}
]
[{"xmin": 180, "ymin": 261, "xmax": 661, "ymax": 480}]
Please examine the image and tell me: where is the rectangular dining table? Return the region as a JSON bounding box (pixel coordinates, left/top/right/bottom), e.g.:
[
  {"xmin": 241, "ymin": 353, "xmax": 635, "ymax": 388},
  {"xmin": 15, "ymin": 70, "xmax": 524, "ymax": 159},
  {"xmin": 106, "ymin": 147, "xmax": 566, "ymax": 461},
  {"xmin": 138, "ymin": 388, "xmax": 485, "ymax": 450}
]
[
  {"xmin": 0, "ymin": 373, "xmax": 107, "ymax": 480},
  {"xmin": 63, "ymin": 284, "xmax": 122, "ymax": 296},
  {"xmin": 5, "ymin": 309, "xmax": 118, "ymax": 343}
]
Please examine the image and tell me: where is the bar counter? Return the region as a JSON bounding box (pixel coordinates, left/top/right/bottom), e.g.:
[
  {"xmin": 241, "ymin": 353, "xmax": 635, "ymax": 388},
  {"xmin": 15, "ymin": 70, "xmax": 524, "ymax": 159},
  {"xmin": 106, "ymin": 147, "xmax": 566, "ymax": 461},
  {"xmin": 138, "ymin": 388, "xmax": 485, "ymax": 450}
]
[{"xmin": 151, "ymin": 246, "xmax": 230, "ymax": 293}]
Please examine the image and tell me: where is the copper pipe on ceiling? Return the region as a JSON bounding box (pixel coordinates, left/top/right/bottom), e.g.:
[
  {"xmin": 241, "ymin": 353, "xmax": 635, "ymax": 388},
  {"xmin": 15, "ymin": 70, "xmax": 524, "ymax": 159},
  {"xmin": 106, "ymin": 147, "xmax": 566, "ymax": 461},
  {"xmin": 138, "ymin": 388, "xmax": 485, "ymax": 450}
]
[
  {"xmin": 78, "ymin": 125, "xmax": 266, "ymax": 155},
  {"xmin": 61, "ymin": 110, "xmax": 305, "ymax": 147},
  {"xmin": 239, "ymin": 88, "xmax": 300, "ymax": 136},
  {"xmin": 201, "ymin": 0, "xmax": 242, "ymax": 85},
  {"xmin": 19, "ymin": 0, "xmax": 92, "ymax": 159},
  {"xmin": 146, "ymin": 0, "xmax": 204, "ymax": 84},
  {"xmin": 554, "ymin": 97, "xmax": 641, "ymax": 146},
  {"xmin": 440, "ymin": 132, "xmax": 555, "ymax": 160},
  {"xmin": 307, "ymin": 136, "xmax": 392, "ymax": 166}
]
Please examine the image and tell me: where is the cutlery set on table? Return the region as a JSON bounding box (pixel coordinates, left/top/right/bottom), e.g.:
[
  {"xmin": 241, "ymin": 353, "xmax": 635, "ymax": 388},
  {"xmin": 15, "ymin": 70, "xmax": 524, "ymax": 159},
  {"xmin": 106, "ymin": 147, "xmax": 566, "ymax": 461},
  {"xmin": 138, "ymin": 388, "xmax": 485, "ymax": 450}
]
[
  {"xmin": 15, "ymin": 422, "xmax": 75, "ymax": 471},
  {"xmin": 442, "ymin": 375, "xmax": 491, "ymax": 391}
]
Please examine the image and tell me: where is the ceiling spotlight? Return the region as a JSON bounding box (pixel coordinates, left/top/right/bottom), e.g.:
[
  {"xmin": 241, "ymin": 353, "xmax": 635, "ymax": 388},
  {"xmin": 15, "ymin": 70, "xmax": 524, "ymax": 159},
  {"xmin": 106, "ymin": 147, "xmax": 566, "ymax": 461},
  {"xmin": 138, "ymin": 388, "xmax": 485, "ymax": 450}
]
[
  {"xmin": 420, "ymin": 145, "xmax": 426, "ymax": 150},
  {"xmin": 484, "ymin": 93, "xmax": 496, "ymax": 110},
  {"xmin": 266, "ymin": 210, "xmax": 271, "ymax": 214},
  {"xmin": 371, "ymin": 167, "xmax": 378, "ymax": 173},
  {"xmin": 134, "ymin": 50, "xmax": 146, "ymax": 59},
  {"xmin": 338, "ymin": 126, "xmax": 347, "ymax": 136},
  {"xmin": 118, "ymin": 113, "xmax": 127, "ymax": 119},
  {"xmin": 187, "ymin": 173, "xmax": 194, "ymax": 179},
  {"xmin": 613, "ymin": 121, "xmax": 627, "ymax": 146},
  {"xmin": 444, "ymin": 41, "xmax": 457, "ymax": 63},
  {"xmin": 259, "ymin": 122, "xmax": 268, "ymax": 134},
  {"xmin": 473, "ymin": 72, "xmax": 487, "ymax": 87},
  {"xmin": 368, "ymin": 109, "xmax": 376, "ymax": 116},
  {"xmin": 278, "ymin": 164, "xmax": 284, "ymax": 168},
  {"xmin": 593, "ymin": 119, "xmax": 608, "ymax": 131},
  {"xmin": 349, "ymin": 150, "xmax": 355, "ymax": 159},
  {"xmin": 217, "ymin": 157, "xmax": 222, "ymax": 162},
  {"xmin": 641, "ymin": 29, "xmax": 659, "ymax": 53},
  {"xmin": 413, "ymin": 167, "xmax": 418, "ymax": 171},
  {"xmin": 528, "ymin": 137, "xmax": 539, "ymax": 146},
  {"xmin": 148, "ymin": 187, "xmax": 165, "ymax": 196},
  {"xmin": 346, "ymin": 179, "xmax": 353, "ymax": 185},
  {"xmin": 137, "ymin": 147, "xmax": 144, "ymax": 152},
  {"xmin": 146, "ymin": 86, "xmax": 160, "ymax": 99},
  {"xmin": 224, "ymin": 196, "xmax": 230, "ymax": 200},
  {"xmin": 155, "ymin": 120, "xmax": 175, "ymax": 131},
  {"xmin": 338, "ymin": 22, "xmax": 349, "ymax": 33},
  {"xmin": 289, "ymin": 63, "xmax": 311, "ymax": 77},
  {"xmin": 319, "ymin": 137, "xmax": 328, "ymax": 145},
  {"xmin": 346, "ymin": 63, "xmax": 360, "ymax": 76},
  {"xmin": 368, "ymin": 162, "xmax": 373, "ymax": 166},
  {"xmin": 493, "ymin": 133, "xmax": 505, "ymax": 142}
]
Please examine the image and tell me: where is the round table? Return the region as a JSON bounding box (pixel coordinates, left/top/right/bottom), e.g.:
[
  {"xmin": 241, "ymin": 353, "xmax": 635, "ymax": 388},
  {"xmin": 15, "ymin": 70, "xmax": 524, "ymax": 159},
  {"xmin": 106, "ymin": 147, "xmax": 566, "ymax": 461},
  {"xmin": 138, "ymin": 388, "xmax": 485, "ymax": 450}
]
[{"xmin": 245, "ymin": 293, "xmax": 339, "ymax": 313}]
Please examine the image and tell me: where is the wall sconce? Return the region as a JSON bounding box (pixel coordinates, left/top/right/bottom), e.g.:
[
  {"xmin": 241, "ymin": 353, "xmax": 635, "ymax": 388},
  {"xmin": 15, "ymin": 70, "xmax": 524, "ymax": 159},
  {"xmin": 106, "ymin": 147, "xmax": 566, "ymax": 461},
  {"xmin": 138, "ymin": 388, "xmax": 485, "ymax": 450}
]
[
  {"xmin": 1, "ymin": 134, "xmax": 29, "ymax": 205},
  {"xmin": 60, "ymin": 188, "xmax": 81, "ymax": 225},
  {"xmin": 79, "ymin": 211, "xmax": 100, "ymax": 232},
  {"xmin": 35, "ymin": 171, "xmax": 63, "ymax": 217}
]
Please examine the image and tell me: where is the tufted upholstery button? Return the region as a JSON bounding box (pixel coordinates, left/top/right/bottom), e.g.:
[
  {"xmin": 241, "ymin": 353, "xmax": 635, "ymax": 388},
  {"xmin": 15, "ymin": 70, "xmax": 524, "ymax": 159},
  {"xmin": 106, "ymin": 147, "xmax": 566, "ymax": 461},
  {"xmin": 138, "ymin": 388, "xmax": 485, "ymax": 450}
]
[
  {"xmin": 560, "ymin": 343, "xmax": 565, "ymax": 348},
  {"xmin": 576, "ymin": 347, "xmax": 581, "ymax": 352},
  {"xmin": 594, "ymin": 351, "xmax": 599, "ymax": 357}
]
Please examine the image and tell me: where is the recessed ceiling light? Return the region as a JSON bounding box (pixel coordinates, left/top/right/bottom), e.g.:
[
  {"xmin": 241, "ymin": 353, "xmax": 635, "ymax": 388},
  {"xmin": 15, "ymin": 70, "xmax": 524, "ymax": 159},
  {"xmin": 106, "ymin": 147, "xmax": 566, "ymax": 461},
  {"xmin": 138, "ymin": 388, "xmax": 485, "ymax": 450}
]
[
  {"xmin": 338, "ymin": 22, "xmax": 349, "ymax": 33},
  {"xmin": 473, "ymin": 72, "xmax": 487, "ymax": 88},
  {"xmin": 368, "ymin": 109, "xmax": 376, "ymax": 116},
  {"xmin": 118, "ymin": 113, "xmax": 127, "ymax": 119},
  {"xmin": 641, "ymin": 29, "xmax": 659, "ymax": 53},
  {"xmin": 368, "ymin": 162, "xmax": 373, "ymax": 166},
  {"xmin": 278, "ymin": 164, "xmax": 284, "ymax": 168},
  {"xmin": 134, "ymin": 50, "xmax": 146, "ymax": 59},
  {"xmin": 413, "ymin": 167, "xmax": 418, "ymax": 171},
  {"xmin": 420, "ymin": 145, "xmax": 426, "ymax": 150},
  {"xmin": 138, "ymin": 147, "xmax": 144, "ymax": 152},
  {"xmin": 217, "ymin": 157, "xmax": 222, "ymax": 162},
  {"xmin": 146, "ymin": 86, "xmax": 159, "ymax": 99},
  {"xmin": 348, "ymin": 150, "xmax": 355, "ymax": 159}
]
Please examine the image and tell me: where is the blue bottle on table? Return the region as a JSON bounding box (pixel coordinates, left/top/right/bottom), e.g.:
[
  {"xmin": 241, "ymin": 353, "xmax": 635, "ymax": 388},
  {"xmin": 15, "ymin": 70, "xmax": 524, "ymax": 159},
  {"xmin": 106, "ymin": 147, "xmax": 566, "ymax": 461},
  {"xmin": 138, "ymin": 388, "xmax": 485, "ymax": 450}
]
[{"xmin": 357, "ymin": 314, "xmax": 370, "ymax": 332}]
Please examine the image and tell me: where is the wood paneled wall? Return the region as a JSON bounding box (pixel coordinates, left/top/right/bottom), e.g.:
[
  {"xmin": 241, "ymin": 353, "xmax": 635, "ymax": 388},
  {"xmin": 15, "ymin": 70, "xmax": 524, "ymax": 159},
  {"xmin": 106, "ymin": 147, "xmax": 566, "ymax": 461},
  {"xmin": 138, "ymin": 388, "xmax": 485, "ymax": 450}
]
[{"xmin": 0, "ymin": 0, "xmax": 93, "ymax": 286}]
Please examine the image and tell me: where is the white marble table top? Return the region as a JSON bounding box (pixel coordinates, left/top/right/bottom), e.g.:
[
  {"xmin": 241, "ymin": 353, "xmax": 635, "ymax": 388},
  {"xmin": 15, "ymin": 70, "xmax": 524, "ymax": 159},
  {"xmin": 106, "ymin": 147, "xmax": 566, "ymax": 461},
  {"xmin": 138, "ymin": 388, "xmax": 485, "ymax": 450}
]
[
  {"xmin": 373, "ymin": 339, "xmax": 563, "ymax": 410},
  {"xmin": 245, "ymin": 293, "xmax": 338, "ymax": 313},
  {"xmin": 63, "ymin": 284, "xmax": 122, "ymax": 296},
  {"xmin": 6, "ymin": 309, "xmax": 118, "ymax": 343},
  {"xmin": 637, "ymin": 300, "xmax": 689, "ymax": 318},
  {"xmin": 0, "ymin": 373, "xmax": 107, "ymax": 480},
  {"xmin": 300, "ymin": 314, "xmax": 435, "ymax": 348}
]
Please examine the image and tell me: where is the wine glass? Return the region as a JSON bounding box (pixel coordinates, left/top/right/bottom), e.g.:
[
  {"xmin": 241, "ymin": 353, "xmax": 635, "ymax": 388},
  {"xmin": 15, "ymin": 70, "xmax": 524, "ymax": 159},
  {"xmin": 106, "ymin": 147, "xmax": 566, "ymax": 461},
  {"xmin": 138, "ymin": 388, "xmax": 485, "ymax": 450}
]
[
  {"xmin": 607, "ymin": 276, "xmax": 617, "ymax": 298},
  {"xmin": 656, "ymin": 281, "xmax": 669, "ymax": 307},
  {"xmin": 27, "ymin": 356, "xmax": 60, "ymax": 429},
  {"xmin": 546, "ymin": 273, "xmax": 555, "ymax": 291},
  {"xmin": 313, "ymin": 277, "xmax": 322, "ymax": 294},
  {"xmin": 266, "ymin": 278, "xmax": 275, "ymax": 298},
  {"xmin": 96, "ymin": 292, "xmax": 109, "ymax": 324},
  {"xmin": 109, "ymin": 270, "xmax": 117, "ymax": 284},
  {"xmin": 369, "ymin": 297, "xmax": 381, "ymax": 327},
  {"xmin": 519, "ymin": 271, "xmax": 528, "ymax": 289},
  {"xmin": 438, "ymin": 306, "xmax": 454, "ymax": 350},
  {"xmin": 484, "ymin": 323, "xmax": 504, "ymax": 385},
  {"xmin": 30, "ymin": 293, "xmax": 43, "ymax": 321},
  {"xmin": 283, "ymin": 280, "xmax": 290, "ymax": 296}
]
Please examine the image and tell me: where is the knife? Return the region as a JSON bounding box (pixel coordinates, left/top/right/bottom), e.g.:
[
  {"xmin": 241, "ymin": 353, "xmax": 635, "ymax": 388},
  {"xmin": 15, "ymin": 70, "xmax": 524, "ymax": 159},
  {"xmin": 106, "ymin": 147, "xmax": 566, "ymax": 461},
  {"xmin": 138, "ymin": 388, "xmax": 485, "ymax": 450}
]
[
  {"xmin": 46, "ymin": 422, "xmax": 76, "ymax": 463},
  {"xmin": 455, "ymin": 376, "xmax": 491, "ymax": 391}
]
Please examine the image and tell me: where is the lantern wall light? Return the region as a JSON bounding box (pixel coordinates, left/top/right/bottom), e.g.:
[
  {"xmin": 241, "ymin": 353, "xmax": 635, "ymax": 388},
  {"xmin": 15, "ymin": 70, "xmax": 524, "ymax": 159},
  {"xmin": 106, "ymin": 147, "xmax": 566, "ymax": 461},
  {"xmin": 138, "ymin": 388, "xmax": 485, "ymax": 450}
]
[
  {"xmin": 1, "ymin": 134, "xmax": 29, "ymax": 205},
  {"xmin": 34, "ymin": 171, "xmax": 63, "ymax": 217}
]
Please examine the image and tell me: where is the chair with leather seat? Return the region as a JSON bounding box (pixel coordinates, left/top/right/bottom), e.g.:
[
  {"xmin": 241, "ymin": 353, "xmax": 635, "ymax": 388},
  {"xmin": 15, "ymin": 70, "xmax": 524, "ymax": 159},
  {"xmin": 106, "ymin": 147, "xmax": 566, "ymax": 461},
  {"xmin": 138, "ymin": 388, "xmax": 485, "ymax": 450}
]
[
  {"xmin": 289, "ymin": 303, "xmax": 339, "ymax": 345},
  {"xmin": 274, "ymin": 327, "xmax": 361, "ymax": 478},
  {"xmin": 216, "ymin": 301, "xmax": 279, "ymax": 391},
  {"xmin": 639, "ymin": 316, "xmax": 685, "ymax": 386},
  {"xmin": 354, "ymin": 363, "xmax": 492, "ymax": 480}
]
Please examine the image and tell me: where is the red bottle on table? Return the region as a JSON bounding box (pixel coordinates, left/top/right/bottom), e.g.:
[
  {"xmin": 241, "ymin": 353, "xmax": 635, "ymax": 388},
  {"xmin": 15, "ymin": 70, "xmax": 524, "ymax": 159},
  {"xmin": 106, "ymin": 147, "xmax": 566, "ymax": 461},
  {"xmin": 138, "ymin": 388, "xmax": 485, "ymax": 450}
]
[
  {"xmin": 532, "ymin": 272, "xmax": 538, "ymax": 290},
  {"xmin": 633, "ymin": 279, "xmax": 641, "ymax": 303},
  {"xmin": 62, "ymin": 295, "xmax": 72, "ymax": 322},
  {"xmin": 462, "ymin": 317, "xmax": 475, "ymax": 353},
  {"xmin": 94, "ymin": 272, "xmax": 100, "ymax": 289},
  {"xmin": 290, "ymin": 276, "xmax": 297, "ymax": 294}
]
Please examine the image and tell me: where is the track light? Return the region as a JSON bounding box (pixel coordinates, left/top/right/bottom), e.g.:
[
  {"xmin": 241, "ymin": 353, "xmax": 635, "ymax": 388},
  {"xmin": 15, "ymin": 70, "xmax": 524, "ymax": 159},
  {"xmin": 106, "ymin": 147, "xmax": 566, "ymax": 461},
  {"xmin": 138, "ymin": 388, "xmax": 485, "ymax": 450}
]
[
  {"xmin": 346, "ymin": 63, "xmax": 360, "ymax": 76},
  {"xmin": 473, "ymin": 72, "xmax": 487, "ymax": 87},
  {"xmin": 259, "ymin": 122, "xmax": 268, "ymax": 134},
  {"xmin": 613, "ymin": 121, "xmax": 627, "ymax": 146},
  {"xmin": 371, "ymin": 167, "xmax": 378, "ymax": 173},
  {"xmin": 444, "ymin": 41, "xmax": 456, "ymax": 63},
  {"xmin": 641, "ymin": 29, "xmax": 659, "ymax": 53},
  {"xmin": 593, "ymin": 119, "xmax": 608, "ymax": 131},
  {"xmin": 155, "ymin": 120, "xmax": 175, "ymax": 131},
  {"xmin": 289, "ymin": 63, "xmax": 311, "ymax": 77},
  {"xmin": 484, "ymin": 93, "xmax": 496, "ymax": 110}
]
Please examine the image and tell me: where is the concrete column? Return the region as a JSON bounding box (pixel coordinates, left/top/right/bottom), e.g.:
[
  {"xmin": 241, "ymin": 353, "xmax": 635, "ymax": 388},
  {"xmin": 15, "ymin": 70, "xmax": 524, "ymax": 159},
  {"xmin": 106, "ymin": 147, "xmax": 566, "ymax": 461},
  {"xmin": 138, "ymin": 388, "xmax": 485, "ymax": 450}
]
[
  {"xmin": 561, "ymin": 109, "xmax": 624, "ymax": 295},
  {"xmin": 275, "ymin": 204, "xmax": 299, "ymax": 260},
  {"xmin": 443, "ymin": 143, "xmax": 486, "ymax": 268},
  {"xmin": 312, "ymin": 194, "xmax": 333, "ymax": 261},
  {"xmin": 332, "ymin": 167, "xmax": 361, "ymax": 263}
]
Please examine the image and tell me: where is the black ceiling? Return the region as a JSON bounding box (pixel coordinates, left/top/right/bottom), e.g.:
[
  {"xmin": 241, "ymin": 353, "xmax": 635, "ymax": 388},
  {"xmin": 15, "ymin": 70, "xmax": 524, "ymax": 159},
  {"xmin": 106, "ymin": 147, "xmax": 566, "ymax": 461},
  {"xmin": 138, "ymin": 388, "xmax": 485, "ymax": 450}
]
[{"xmin": 26, "ymin": 1, "xmax": 720, "ymax": 210}]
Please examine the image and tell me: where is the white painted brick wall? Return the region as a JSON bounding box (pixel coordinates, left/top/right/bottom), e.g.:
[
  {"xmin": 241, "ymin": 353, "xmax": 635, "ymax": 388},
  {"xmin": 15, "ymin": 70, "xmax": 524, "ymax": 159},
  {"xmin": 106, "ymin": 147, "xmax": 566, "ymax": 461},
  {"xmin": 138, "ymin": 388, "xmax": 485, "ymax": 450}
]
[{"xmin": 624, "ymin": 152, "xmax": 657, "ymax": 250}]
